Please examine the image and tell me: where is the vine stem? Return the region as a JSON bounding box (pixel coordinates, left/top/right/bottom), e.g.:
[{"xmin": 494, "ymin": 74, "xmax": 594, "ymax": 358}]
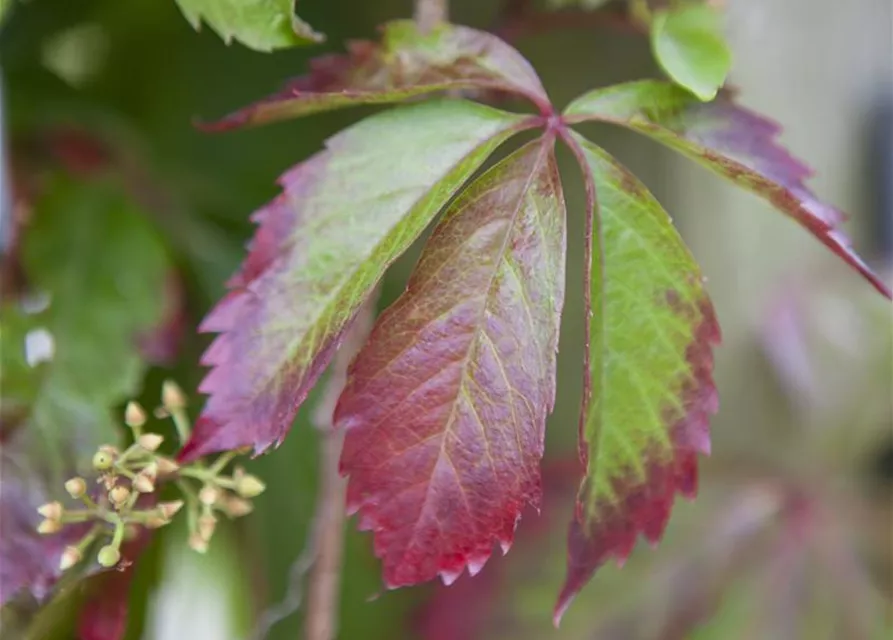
[
  {"xmin": 303, "ymin": 295, "xmax": 379, "ymax": 640},
  {"xmin": 414, "ymin": 0, "xmax": 448, "ymax": 33}
]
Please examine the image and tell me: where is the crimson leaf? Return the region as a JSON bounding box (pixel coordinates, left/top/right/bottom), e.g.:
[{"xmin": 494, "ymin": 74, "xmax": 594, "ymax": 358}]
[
  {"xmin": 335, "ymin": 135, "xmax": 566, "ymax": 588},
  {"xmin": 554, "ymin": 133, "xmax": 720, "ymax": 623},
  {"xmin": 180, "ymin": 100, "xmax": 526, "ymax": 461},
  {"xmin": 202, "ymin": 20, "xmax": 549, "ymax": 131},
  {"xmin": 563, "ymin": 80, "xmax": 891, "ymax": 299}
]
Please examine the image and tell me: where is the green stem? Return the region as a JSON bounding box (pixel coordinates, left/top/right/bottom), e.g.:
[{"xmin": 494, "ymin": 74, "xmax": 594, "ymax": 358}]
[
  {"xmin": 60, "ymin": 510, "xmax": 96, "ymax": 523},
  {"xmin": 178, "ymin": 466, "xmax": 236, "ymax": 490},
  {"xmin": 116, "ymin": 443, "xmax": 149, "ymax": 467},
  {"xmin": 177, "ymin": 479, "xmax": 199, "ymax": 535},
  {"xmin": 630, "ymin": 0, "xmax": 651, "ymax": 23},
  {"xmin": 170, "ymin": 408, "xmax": 192, "ymax": 444},
  {"xmin": 110, "ymin": 518, "xmax": 125, "ymax": 550},
  {"xmin": 76, "ymin": 524, "xmax": 103, "ymax": 552},
  {"xmin": 209, "ymin": 450, "xmax": 239, "ymax": 476}
]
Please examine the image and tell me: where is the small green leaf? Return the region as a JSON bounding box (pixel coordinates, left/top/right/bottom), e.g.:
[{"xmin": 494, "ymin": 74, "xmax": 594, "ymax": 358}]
[
  {"xmin": 175, "ymin": 0, "xmax": 323, "ymax": 52},
  {"xmin": 650, "ymin": 3, "xmax": 731, "ymax": 101}
]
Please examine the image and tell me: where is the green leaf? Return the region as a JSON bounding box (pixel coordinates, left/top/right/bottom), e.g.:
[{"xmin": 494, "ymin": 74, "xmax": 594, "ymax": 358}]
[
  {"xmin": 563, "ymin": 81, "xmax": 891, "ymax": 298},
  {"xmin": 180, "ymin": 99, "xmax": 527, "ymax": 460},
  {"xmin": 555, "ymin": 133, "xmax": 720, "ymax": 621},
  {"xmin": 202, "ymin": 20, "xmax": 550, "ymax": 130},
  {"xmin": 0, "ymin": 177, "xmax": 170, "ymax": 606},
  {"xmin": 650, "ymin": 3, "xmax": 731, "ymax": 101},
  {"xmin": 174, "ymin": 0, "xmax": 323, "ymax": 53}
]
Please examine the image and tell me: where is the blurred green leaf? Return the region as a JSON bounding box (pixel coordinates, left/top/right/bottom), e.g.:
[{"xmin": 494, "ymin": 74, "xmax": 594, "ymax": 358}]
[
  {"xmin": 19, "ymin": 176, "xmax": 171, "ymax": 468},
  {"xmin": 650, "ymin": 3, "xmax": 731, "ymax": 101},
  {"xmin": 174, "ymin": 0, "xmax": 323, "ymax": 52},
  {"xmin": 0, "ymin": 176, "xmax": 172, "ymax": 610}
]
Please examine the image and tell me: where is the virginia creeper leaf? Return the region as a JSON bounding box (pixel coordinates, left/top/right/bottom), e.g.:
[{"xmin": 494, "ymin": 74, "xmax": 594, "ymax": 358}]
[
  {"xmin": 175, "ymin": 0, "xmax": 323, "ymax": 52},
  {"xmin": 554, "ymin": 134, "xmax": 720, "ymax": 622},
  {"xmin": 563, "ymin": 81, "xmax": 891, "ymax": 298},
  {"xmin": 0, "ymin": 177, "xmax": 170, "ymax": 606},
  {"xmin": 180, "ymin": 100, "xmax": 526, "ymax": 461},
  {"xmin": 650, "ymin": 4, "xmax": 731, "ymax": 101},
  {"xmin": 336, "ymin": 136, "xmax": 566, "ymax": 588},
  {"xmin": 202, "ymin": 20, "xmax": 549, "ymax": 131}
]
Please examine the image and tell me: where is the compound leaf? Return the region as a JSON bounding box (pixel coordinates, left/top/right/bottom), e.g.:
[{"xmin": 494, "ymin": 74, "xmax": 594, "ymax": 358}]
[
  {"xmin": 180, "ymin": 100, "xmax": 525, "ymax": 461},
  {"xmin": 564, "ymin": 81, "xmax": 891, "ymax": 298},
  {"xmin": 202, "ymin": 20, "xmax": 549, "ymax": 130},
  {"xmin": 336, "ymin": 136, "xmax": 566, "ymax": 588},
  {"xmin": 554, "ymin": 133, "xmax": 720, "ymax": 622},
  {"xmin": 650, "ymin": 3, "xmax": 731, "ymax": 101},
  {"xmin": 175, "ymin": 0, "xmax": 323, "ymax": 52}
]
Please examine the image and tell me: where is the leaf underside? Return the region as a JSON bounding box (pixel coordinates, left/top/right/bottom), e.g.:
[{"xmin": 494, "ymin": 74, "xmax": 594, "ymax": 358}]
[
  {"xmin": 564, "ymin": 80, "xmax": 891, "ymax": 299},
  {"xmin": 555, "ymin": 133, "xmax": 720, "ymax": 622},
  {"xmin": 336, "ymin": 135, "xmax": 566, "ymax": 589},
  {"xmin": 175, "ymin": 0, "xmax": 323, "ymax": 52},
  {"xmin": 180, "ymin": 100, "xmax": 525, "ymax": 461},
  {"xmin": 0, "ymin": 178, "xmax": 169, "ymax": 606},
  {"xmin": 201, "ymin": 20, "xmax": 548, "ymax": 130}
]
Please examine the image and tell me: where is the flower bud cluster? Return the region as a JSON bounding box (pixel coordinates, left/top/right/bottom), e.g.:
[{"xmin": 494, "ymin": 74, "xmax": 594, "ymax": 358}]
[{"xmin": 36, "ymin": 380, "xmax": 265, "ymax": 571}]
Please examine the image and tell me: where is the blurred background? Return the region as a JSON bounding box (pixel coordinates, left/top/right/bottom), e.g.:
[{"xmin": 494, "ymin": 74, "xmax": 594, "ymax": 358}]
[{"xmin": 1, "ymin": 0, "xmax": 890, "ymax": 638}]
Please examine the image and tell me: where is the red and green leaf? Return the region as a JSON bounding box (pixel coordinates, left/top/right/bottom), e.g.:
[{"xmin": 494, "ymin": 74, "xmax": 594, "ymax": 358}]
[
  {"xmin": 555, "ymin": 133, "xmax": 720, "ymax": 622},
  {"xmin": 0, "ymin": 177, "xmax": 170, "ymax": 606},
  {"xmin": 335, "ymin": 136, "xmax": 566, "ymax": 588},
  {"xmin": 180, "ymin": 100, "xmax": 526, "ymax": 461},
  {"xmin": 202, "ymin": 20, "xmax": 550, "ymax": 130},
  {"xmin": 563, "ymin": 80, "xmax": 891, "ymax": 299}
]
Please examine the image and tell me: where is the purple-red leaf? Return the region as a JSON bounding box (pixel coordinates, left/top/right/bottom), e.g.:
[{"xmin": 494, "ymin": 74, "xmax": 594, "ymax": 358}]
[
  {"xmin": 335, "ymin": 136, "xmax": 566, "ymax": 588},
  {"xmin": 180, "ymin": 100, "xmax": 525, "ymax": 461},
  {"xmin": 201, "ymin": 20, "xmax": 549, "ymax": 130},
  {"xmin": 554, "ymin": 133, "xmax": 720, "ymax": 622},
  {"xmin": 564, "ymin": 80, "xmax": 891, "ymax": 299}
]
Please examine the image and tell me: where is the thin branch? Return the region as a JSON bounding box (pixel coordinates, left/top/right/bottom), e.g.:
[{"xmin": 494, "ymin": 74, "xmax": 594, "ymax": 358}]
[
  {"xmin": 414, "ymin": 0, "xmax": 448, "ymax": 33},
  {"xmin": 494, "ymin": 0, "xmax": 643, "ymax": 42},
  {"xmin": 305, "ymin": 296, "xmax": 378, "ymax": 640},
  {"xmin": 247, "ymin": 297, "xmax": 378, "ymax": 640}
]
